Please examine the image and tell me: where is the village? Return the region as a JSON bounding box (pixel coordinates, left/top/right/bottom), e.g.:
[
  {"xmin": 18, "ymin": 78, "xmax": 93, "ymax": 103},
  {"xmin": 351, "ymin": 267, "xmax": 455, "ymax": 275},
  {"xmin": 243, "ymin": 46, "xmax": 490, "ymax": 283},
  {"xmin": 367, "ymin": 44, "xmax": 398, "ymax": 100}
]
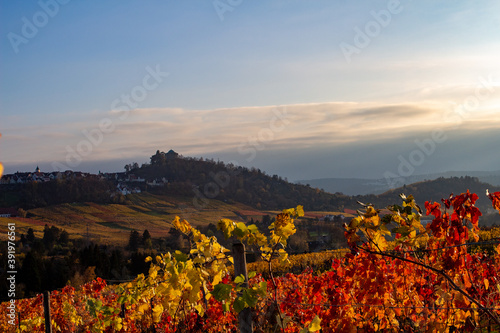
[{"xmin": 0, "ymin": 166, "xmax": 168, "ymax": 196}]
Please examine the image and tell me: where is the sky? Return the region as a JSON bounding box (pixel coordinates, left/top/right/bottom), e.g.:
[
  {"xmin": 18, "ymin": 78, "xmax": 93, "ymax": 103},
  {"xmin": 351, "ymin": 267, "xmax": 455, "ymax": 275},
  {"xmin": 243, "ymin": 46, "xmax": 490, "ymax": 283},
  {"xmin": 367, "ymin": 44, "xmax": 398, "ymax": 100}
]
[{"xmin": 1, "ymin": 0, "xmax": 500, "ymax": 183}]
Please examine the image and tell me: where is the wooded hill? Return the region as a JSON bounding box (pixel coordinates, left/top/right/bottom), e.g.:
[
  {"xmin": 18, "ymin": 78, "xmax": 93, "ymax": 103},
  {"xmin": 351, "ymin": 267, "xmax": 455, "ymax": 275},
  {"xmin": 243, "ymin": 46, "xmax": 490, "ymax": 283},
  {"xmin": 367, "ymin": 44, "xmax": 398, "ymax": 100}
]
[
  {"xmin": 130, "ymin": 150, "xmax": 353, "ymax": 211},
  {"xmin": 356, "ymin": 176, "xmax": 500, "ymax": 214}
]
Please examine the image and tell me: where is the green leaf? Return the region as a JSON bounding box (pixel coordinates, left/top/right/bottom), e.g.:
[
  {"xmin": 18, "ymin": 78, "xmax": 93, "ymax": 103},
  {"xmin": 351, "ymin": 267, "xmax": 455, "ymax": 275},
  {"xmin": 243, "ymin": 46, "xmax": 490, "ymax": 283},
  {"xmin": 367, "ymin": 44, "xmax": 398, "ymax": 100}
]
[
  {"xmin": 173, "ymin": 251, "xmax": 189, "ymax": 262},
  {"xmin": 234, "ymin": 222, "xmax": 248, "ymax": 238},
  {"xmin": 233, "ymin": 297, "xmax": 246, "ymax": 313},
  {"xmin": 234, "ymin": 274, "xmax": 245, "ymax": 284},
  {"xmin": 258, "ymin": 281, "xmax": 268, "ymax": 295},
  {"xmin": 211, "ymin": 283, "xmax": 233, "ymax": 302},
  {"xmin": 247, "ymin": 224, "xmax": 259, "ymax": 233},
  {"xmin": 248, "ymin": 271, "xmax": 257, "ymax": 279},
  {"xmin": 242, "ymin": 289, "xmax": 258, "ymax": 307}
]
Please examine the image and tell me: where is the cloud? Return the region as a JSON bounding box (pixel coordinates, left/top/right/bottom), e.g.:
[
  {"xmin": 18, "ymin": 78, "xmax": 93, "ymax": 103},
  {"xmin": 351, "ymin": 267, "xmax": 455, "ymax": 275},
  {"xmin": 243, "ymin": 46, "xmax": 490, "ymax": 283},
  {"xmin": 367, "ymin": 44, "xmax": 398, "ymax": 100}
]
[{"xmin": 2, "ymin": 100, "xmax": 500, "ymax": 177}]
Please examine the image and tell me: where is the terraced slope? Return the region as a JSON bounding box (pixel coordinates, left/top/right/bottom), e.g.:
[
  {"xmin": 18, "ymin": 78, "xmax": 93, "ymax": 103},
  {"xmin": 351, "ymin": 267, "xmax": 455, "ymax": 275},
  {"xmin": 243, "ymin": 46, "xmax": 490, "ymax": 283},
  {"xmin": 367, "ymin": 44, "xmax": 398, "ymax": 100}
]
[{"xmin": 0, "ymin": 193, "xmax": 274, "ymax": 246}]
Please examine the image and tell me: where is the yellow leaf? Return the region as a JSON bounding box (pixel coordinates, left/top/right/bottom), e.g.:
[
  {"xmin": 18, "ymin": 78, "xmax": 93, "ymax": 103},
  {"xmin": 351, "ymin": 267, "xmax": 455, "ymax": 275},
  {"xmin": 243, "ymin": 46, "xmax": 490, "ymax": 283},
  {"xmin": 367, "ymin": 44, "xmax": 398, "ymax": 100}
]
[
  {"xmin": 173, "ymin": 216, "xmax": 192, "ymax": 234},
  {"xmin": 484, "ymin": 278, "xmax": 489, "ymax": 290},
  {"xmin": 148, "ymin": 267, "xmax": 158, "ymax": 280},
  {"xmin": 212, "ymin": 272, "xmax": 222, "ymax": 286},
  {"xmin": 152, "ymin": 304, "xmax": 164, "ymax": 322},
  {"xmin": 138, "ymin": 303, "xmax": 149, "ymax": 315},
  {"xmin": 184, "ymin": 280, "xmax": 193, "ymax": 292},
  {"xmin": 218, "ymin": 218, "xmax": 236, "ymax": 238},
  {"xmin": 195, "ymin": 304, "xmax": 205, "ymax": 317},
  {"xmin": 308, "ymin": 315, "xmax": 321, "ymax": 332},
  {"xmin": 279, "ymin": 251, "xmax": 289, "ymax": 263},
  {"xmin": 367, "ymin": 215, "xmax": 380, "ymax": 227}
]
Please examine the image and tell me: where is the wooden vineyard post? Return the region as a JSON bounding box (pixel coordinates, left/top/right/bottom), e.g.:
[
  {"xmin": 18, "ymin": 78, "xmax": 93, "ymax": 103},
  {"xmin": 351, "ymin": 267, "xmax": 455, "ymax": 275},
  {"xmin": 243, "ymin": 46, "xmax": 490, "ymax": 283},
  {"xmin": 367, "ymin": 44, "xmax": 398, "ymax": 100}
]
[
  {"xmin": 232, "ymin": 242, "xmax": 253, "ymax": 333},
  {"xmin": 43, "ymin": 291, "xmax": 52, "ymax": 333}
]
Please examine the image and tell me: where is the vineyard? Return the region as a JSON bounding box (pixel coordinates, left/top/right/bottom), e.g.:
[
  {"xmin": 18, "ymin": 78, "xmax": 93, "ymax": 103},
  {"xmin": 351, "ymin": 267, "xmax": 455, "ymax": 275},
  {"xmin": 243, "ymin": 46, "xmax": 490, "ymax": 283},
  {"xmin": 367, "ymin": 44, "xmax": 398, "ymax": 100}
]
[{"xmin": 2, "ymin": 190, "xmax": 500, "ymax": 332}]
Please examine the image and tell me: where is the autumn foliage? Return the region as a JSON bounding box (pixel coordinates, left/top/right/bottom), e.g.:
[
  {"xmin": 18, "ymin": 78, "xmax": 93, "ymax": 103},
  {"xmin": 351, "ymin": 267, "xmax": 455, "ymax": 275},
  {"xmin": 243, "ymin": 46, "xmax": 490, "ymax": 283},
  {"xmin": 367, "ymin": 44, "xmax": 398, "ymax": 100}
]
[{"xmin": 2, "ymin": 191, "xmax": 500, "ymax": 332}]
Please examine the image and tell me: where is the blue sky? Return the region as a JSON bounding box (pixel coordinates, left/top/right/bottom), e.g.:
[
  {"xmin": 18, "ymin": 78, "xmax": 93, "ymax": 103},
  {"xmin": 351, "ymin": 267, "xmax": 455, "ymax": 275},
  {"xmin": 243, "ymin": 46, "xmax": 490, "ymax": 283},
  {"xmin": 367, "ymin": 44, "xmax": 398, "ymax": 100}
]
[{"xmin": 1, "ymin": 0, "xmax": 499, "ymax": 182}]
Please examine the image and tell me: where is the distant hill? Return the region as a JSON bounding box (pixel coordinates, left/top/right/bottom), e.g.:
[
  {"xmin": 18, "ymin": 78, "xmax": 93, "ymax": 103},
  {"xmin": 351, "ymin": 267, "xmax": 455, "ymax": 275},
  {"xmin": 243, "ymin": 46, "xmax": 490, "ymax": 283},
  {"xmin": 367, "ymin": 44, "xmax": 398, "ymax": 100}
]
[
  {"xmin": 296, "ymin": 178, "xmax": 391, "ymax": 196},
  {"xmin": 357, "ymin": 176, "xmax": 500, "ymax": 222},
  {"xmin": 298, "ymin": 170, "xmax": 500, "ymax": 196}
]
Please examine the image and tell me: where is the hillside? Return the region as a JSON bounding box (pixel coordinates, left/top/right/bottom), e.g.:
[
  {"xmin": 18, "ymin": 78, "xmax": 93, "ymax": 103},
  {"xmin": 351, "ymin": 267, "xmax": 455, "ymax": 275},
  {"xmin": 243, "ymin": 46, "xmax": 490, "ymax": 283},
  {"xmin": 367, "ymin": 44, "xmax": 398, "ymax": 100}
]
[{"xmin": 0, "ymin": 192, "xmax": 281, "ymax": 247}]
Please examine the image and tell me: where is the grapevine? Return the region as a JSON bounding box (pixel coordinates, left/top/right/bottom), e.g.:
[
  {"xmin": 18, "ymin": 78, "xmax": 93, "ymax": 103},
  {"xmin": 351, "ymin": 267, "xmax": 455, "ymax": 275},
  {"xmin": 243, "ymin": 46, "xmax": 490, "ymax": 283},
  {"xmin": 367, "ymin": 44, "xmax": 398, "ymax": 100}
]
[{"xmin": 1, "ymin": 192, "xmax": 500, "ymax": 332}]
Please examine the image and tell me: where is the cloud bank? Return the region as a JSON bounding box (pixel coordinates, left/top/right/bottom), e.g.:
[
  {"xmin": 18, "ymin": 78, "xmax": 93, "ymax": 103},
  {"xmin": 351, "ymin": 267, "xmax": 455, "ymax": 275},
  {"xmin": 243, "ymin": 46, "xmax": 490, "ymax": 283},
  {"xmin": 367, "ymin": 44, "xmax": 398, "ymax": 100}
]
[{"xmin": 2, "ymin": 97, "xmax": 499, "ymax": 181}]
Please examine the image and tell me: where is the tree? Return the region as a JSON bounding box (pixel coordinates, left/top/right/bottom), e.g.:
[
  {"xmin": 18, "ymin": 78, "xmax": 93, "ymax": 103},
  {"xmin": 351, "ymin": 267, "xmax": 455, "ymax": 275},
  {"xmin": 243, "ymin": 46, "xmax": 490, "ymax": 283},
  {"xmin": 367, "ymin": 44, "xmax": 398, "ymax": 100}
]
[
  {"xmin": 142, "ymin": 229, "xmax": 152, "ymax": 249},
  {"xmin": 43, "ymin": 225, "xmax": 60, "ymax": 249},
  {"xmin": 59, "ymin": 230, "xmax": 69, "ymax": 245},
  {"xmin": 20, "ymin": 251, "xmax": 43, "ymax": 294},
  {"xmin": 142, "ymin": 229, "xmax": 151, "ymax": 244},
  {"xmin": 128, "ymin": 230, "xmax": 141, "ymax": 251},
  {"xmin": 20, "ymin": 234, "xmax": 27, "ymax": 246},
  {"xmin": 26, "ymin": 228, "xmax": 35, "ymax": 243},
  {"xmin": 150, "ymin": 150, "xmax": 166, "ymax": 166}
]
